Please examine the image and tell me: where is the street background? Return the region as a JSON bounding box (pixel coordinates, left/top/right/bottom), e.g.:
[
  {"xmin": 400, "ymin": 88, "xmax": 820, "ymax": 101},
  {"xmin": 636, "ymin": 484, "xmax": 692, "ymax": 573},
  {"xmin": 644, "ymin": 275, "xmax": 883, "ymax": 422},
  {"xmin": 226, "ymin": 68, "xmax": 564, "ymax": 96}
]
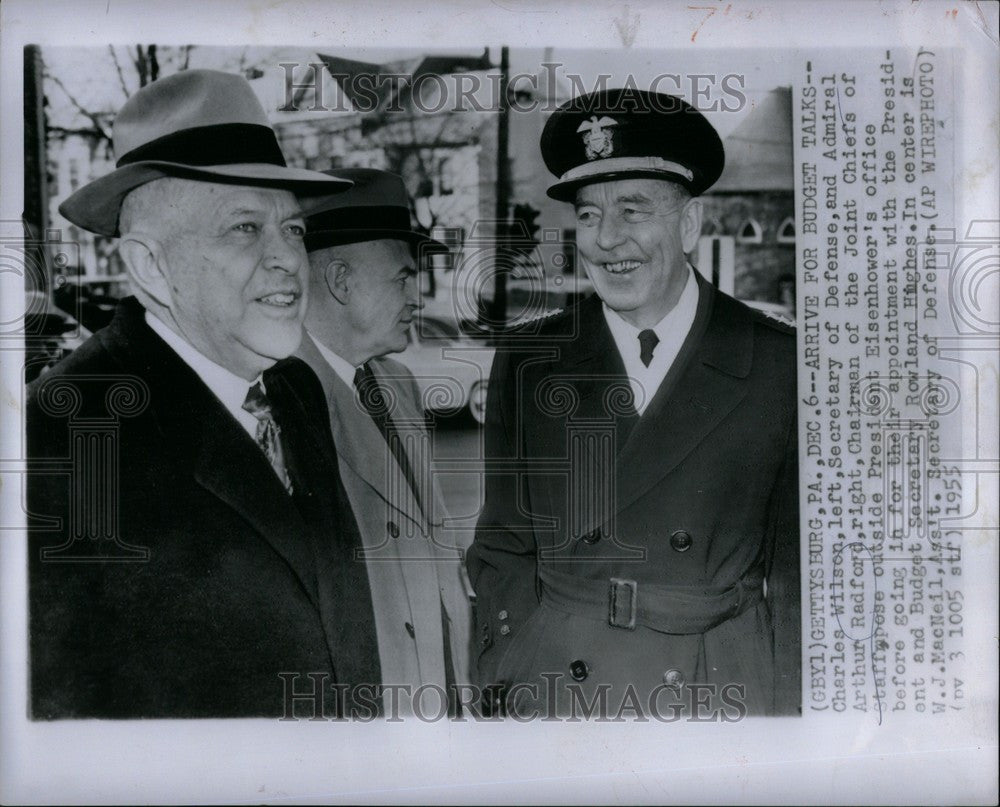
[{"xmin": 22, "ymin": 43, "xmax": 801, "ymax": 551}]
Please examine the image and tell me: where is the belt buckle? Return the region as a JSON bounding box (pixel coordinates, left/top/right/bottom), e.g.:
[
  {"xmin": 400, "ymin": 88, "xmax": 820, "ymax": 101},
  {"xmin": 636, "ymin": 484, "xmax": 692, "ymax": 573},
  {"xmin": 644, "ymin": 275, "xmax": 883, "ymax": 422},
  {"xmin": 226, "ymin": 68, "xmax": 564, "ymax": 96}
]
[{"xmin": 608, "ymin": 578, "xmax": 637, "ymax": 630}]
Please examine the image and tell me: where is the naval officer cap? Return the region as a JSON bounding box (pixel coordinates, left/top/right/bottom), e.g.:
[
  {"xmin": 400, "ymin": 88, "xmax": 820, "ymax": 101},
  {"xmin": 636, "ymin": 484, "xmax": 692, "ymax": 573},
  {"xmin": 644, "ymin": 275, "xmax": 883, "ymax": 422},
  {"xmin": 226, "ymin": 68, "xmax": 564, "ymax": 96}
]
[{"xmin": 540, "ymin": 88, "xmax": 725, "ymax": 201}]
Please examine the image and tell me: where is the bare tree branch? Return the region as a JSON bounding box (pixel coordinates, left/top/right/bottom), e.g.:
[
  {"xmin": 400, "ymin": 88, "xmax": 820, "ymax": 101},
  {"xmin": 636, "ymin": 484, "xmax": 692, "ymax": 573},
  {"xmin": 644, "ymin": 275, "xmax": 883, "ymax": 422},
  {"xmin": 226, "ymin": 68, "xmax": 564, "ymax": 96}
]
[
  {"xmin": 43, "ymin": 69, "xmax": 113, "ymax": 143},
  {"xmin": 48, "ymin": 125, "xmax": 115, "ymax": 139},
  {"xmin": 108, "ymin": 45, "xmax": 131, "ymax": 98},
  {"xmin": 148, "ymin": 45, "xmax": 159, "ymax": 82},
  {"xmin": 133, "ymin": 45, "xmax": 148, "ymax": 88}
]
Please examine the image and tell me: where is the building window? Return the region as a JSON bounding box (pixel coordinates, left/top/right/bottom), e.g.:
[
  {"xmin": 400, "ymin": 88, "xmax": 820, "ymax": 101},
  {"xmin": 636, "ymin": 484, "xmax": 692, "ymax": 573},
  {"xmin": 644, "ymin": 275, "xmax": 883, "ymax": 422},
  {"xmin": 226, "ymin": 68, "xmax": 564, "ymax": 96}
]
[
  {"xmin": 736, "ymin": 218, "xmax": 763, "ymax": 244},
  {"xmin": 777, "ymin": 216, "xmax": 795, "ymax": 244}
]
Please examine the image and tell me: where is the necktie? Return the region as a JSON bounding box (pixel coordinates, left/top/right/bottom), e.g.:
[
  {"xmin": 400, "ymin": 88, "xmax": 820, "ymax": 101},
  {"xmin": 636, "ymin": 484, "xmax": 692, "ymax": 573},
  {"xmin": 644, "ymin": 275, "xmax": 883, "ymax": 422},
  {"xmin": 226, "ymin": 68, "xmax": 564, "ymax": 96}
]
[
  {"xmin": 353, "ymin": 364, "xmax": 423, "ymax": 508},
  {"xmin": 638, "ymin": 329, "xmax": 660, "ymax": 368},
  {"xmin": 242, "ymin": 381, "xmax": 294, "ymax": 495}
]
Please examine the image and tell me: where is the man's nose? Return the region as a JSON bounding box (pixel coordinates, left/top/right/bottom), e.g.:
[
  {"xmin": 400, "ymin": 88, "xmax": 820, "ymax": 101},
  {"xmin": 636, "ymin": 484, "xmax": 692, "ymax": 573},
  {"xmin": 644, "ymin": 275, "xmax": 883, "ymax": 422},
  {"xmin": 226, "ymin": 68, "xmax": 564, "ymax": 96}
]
[
  {"xmin": 264, "ymin": 226, "xmax": 306, "ymax": 274},
  {"xmin": 595, "ymin": 214, "xmax": 626, "ymax": 252},
  {"xmin": 406, "ymin": 276, "xmax": 424, "ymax": 309}
]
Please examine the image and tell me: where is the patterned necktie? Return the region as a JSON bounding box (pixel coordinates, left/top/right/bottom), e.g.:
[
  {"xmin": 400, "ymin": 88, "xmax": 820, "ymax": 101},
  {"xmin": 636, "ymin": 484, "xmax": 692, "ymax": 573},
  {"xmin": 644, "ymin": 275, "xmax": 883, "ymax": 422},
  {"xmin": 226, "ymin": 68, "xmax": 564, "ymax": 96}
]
[
  {"xmin": 242, "ymin": 381, "xmax": 294, "ymax": 495},
  {"xmin": 353, "ymin": 363, "xmax": 422, "ymax": 509},
  {"xmin": 638, "ymin": 329, "xmax": 660, "ymax": 368}
]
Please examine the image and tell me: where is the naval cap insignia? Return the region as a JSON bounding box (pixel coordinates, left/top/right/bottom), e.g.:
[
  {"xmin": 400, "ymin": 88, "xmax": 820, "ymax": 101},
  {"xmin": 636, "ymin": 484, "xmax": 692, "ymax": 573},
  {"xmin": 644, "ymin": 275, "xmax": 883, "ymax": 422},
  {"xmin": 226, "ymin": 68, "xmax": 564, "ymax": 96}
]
[{"xmin": 577, "ymin": 115, "xmax": 618, "ymax": 160}]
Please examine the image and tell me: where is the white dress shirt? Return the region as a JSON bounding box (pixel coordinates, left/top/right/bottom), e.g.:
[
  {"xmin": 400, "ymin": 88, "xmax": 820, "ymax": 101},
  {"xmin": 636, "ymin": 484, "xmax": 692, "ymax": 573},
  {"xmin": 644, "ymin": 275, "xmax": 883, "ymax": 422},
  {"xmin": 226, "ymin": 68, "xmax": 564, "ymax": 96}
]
[
  {"xmin": 145, "ymin": 311, "xmax": 262, "ymax": 441},
  {"xmin": 306, "ymin": 331, "xmax": 359, "ymax": 388},
  {"xmin": 601, "ymin": 265, "xmax": 699, "ymax": 415}
]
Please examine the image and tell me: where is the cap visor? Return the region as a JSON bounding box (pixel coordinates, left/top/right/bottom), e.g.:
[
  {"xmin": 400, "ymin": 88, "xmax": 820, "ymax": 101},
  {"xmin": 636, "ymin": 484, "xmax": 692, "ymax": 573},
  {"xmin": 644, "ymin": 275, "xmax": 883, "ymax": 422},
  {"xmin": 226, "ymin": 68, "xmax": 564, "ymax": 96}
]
[{"xmin": 547, "ymin": 169, "xmax": 698, "ymax": 202}]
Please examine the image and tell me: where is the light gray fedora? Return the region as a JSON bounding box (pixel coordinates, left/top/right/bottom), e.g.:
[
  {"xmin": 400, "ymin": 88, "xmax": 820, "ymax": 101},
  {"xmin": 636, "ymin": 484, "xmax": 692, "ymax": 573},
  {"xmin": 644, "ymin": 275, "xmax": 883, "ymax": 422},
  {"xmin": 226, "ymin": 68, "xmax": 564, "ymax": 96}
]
[{"xmin": 59, "ymin": 69, "xmax": 353, "ymax": 237}]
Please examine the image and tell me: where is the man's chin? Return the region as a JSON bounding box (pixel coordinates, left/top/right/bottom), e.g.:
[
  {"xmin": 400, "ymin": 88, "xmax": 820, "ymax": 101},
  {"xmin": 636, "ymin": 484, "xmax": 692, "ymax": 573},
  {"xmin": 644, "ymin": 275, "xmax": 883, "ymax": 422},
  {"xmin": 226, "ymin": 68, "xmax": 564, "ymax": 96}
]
[
  {"xmin": 594, "ymin": 287, "xmax": 642, "ymax": 313},
  {"xmin": 250, "ymin": 327, "xmax": 304, "ymax": 366}
]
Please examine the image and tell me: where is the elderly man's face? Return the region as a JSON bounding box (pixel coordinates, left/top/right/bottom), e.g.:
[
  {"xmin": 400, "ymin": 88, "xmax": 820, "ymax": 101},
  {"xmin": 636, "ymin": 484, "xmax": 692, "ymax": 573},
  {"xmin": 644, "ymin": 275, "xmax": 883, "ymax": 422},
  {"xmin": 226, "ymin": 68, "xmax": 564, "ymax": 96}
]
[
  {"xmin": 337, "ymin": 238, "xmax": 422, "ymax": 362},
  {"xmin": 157, "ymin": 182, "xmax": 308, "ymax": 379},
  {"xmin": 574, "ymin": 178, "xmax": 700, "ymax": 328}
]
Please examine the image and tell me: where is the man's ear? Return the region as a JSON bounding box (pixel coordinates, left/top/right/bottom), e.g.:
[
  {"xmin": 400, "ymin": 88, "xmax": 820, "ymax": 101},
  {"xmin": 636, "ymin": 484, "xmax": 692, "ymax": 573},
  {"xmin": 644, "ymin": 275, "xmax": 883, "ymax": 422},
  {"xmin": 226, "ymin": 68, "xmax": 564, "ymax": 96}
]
[
  {"xmin": 323, "ymin": 259, "xmax": 351, "ymax": 305},
  {"xmin": 679, "ymin": 196, "xmax": 704, "ymax": 255},
  {"xmin": 118, "ymin": 233, "xmax": 172, "ymax": 307}
]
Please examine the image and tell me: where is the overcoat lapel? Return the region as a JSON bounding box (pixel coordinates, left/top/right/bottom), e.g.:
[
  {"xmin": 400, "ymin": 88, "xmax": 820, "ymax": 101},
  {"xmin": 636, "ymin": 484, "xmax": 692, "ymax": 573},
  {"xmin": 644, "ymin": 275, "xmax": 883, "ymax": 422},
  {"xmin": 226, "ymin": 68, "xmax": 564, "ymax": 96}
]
[
  {"xmin": 522, "ymin": 297, "xmax": 636, "ymax": 542},
  {"xmin": 103, "ymin": 299, "xmax": 320, "ymax": 607},
  {"xmin": 296, "ymin": 335, "xmax": 451, "ymax": 689},
  {"xmin": 298, "ymin": 335, "xmax": 426, "ymax": 531},
  {"xmin": 555, "ymin": 295, "xmax": 638, "ymax": 431},
  {"xmin": 193, "ymin": 426, "xmax": 320, "ymax": 605},
  {"xmin": 614, "ymin": 275, "xmax": 754, "ymax": 516}
]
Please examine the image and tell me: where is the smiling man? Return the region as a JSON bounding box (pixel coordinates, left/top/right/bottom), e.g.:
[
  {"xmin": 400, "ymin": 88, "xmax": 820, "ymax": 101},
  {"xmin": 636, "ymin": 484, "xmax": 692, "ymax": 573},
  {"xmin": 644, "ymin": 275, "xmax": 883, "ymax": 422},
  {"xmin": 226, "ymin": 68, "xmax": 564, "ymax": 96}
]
[
  {"xmin": 294, "ymin": 169, "xmax": 471, "ymax": 715},
  {"xmin": 26, "ymin": 70, "xmax": 385, "ymax": 719},
  {"xmin": 467, "ymin": 88, "xmax": 801, "ymax": 718}
]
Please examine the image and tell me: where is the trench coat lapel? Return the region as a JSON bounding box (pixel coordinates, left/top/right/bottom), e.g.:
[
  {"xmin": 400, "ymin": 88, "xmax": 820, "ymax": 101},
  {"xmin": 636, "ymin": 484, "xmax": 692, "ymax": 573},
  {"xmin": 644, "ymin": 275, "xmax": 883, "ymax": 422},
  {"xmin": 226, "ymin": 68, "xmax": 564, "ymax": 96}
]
[
  {"xmin": 369, "ymin": 359, "xmax": 438, "ymax": 527},
  {"xmin": 296, "ymin": 335, "xmax": 453, "ymax": 690},
  {"xmin": 297, "ymin": 335, "xmax": 427, "ymax": 531},
  {"xmin": 555, "ymin": 295, "xmax": 638, "ymax": 430},
  {"xmin": 614, "ymin": 277, "xmax": 753, "ymax": 516},
  {"xmin": 524, "ymin": 297, "xmax": 636, "ymax": 541}
]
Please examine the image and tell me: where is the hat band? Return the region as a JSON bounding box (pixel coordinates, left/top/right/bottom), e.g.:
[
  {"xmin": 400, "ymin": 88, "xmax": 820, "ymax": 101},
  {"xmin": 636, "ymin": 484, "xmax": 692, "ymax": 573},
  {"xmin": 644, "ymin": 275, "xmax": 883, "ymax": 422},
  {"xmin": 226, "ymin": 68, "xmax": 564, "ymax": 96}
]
[
  {"xmin": 559, "ymin": 156, "xmax": 694, "ymax": 184},
  {"xmin": 307, "ymin": 204, "xmax": 414, "ymax": 233},
  {"xmin": 116, "ymin": 123, "xmax": 287, "ymax": 169}
]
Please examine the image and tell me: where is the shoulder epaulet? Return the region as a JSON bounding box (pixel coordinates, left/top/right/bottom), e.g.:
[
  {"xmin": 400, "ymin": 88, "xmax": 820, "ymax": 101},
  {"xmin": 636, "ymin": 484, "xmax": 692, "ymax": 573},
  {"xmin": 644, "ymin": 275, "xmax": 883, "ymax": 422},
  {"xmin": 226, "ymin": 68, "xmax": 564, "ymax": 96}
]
[
  {"xmin": 502, "ymin": 307, "xmax": 566, "ymax": 336},
  {"xmin": 510, "ymin": 307, "xmax": 564, "ymax": 327},
  {"xmin": 749, "ymin": 306, "xmax": 796, "ymax": 334}
]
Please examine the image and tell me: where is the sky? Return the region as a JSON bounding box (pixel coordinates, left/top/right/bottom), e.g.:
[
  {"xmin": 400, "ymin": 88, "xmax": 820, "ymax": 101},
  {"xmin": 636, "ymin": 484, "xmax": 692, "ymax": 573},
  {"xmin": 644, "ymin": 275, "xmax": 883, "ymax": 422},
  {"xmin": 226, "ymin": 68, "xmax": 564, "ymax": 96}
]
[{"xmin": 40, "ymin": 44, "xmax": 802, "ymax": 137}]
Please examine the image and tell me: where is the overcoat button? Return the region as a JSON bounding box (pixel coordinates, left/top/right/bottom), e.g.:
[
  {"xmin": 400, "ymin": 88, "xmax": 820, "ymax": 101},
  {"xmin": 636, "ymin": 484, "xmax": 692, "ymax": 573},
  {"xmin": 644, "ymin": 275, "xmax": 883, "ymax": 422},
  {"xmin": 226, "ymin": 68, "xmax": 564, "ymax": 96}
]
[
  {"xmin": 500, "ymin": 624, "xmax": 511, "ymax": 636},
  {"xmin": 569, "ymin": 659, "xmax": 589, "ymax": 681},
  {"xmin": 582, "ymin": 530, "xmax": 601, "ymax": 545},
  {"xmin": 498, "ymin": 610, "xmax": 508, "ymax": 621},
  {"xmin": 663, "ymin": 668, "xmax": 685, "ymax": 688},
  {"xmin": 404, "ymin": 622, "xmax": 415, "ymax": 638},
  {"xmin": 482, "ymin": 681, "xmax": 508, "ymax": 717},
  {"xmin": 669, "ymin": 530, "xmax": 693, "ymax": 552},
  {"xmin": 387, "ymin": 521, "xmax": 400, "ymax": 538}
]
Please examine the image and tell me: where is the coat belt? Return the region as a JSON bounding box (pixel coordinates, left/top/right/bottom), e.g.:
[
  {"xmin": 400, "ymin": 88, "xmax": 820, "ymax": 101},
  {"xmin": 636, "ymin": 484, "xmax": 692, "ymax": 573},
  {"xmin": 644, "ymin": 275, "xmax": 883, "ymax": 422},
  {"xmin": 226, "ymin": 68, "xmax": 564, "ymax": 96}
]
[{"xmin": 538, "ymin": 563, "xmax": 765, "ymax": 635}]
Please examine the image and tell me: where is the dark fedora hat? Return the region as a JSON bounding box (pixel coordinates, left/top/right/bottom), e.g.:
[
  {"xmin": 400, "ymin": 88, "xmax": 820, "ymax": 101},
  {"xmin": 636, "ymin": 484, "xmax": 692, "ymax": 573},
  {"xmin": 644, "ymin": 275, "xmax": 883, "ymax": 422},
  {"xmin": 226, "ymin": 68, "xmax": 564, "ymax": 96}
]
[
  {"xmin": 302, "ymin": 169, "xmax": 448, "ymax": 255},
  {"xmin": 540, "ymin": 88, "xmax": 725, "ymax": 201},
  {"xmin": 58, "ymin": 69, "xmax": 354, "ymax": 237}
]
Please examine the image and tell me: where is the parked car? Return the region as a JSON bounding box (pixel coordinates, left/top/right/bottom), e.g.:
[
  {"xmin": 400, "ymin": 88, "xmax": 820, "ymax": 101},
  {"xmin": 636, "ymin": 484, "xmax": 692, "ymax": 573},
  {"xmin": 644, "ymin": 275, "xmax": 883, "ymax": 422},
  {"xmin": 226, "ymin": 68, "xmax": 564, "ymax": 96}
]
[
  {"xmin": 52, "ymin": 275, "xmax": 131, "ymax": 333},
  {"xmin": 23, "ymin": 290, "xmax": 92, "ymax": 383},
  {"xmin": 396, "ymin": 314, "xmax": 495, "ymax": 424}
]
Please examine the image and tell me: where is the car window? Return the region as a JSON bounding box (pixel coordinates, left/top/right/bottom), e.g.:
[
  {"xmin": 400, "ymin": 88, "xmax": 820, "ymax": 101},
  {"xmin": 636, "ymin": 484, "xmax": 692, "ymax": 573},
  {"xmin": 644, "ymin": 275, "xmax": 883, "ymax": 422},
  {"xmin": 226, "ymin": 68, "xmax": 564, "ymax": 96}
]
[{"xmin": 419, "ymin": 317, "xmax": 461, "ymax": 341}]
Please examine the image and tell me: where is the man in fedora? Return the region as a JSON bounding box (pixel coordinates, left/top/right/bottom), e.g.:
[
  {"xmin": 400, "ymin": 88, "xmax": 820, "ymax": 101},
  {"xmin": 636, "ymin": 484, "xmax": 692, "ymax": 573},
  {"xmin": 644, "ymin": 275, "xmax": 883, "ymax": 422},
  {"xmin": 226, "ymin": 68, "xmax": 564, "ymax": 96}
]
[
  {"xmin": 467, "ymin": 89, "xmax": 800, "ymax": 717},
  {"xmin": 295, "ymin": 169, "xmax": 472, "ymax": 714},
  {"xmin": 27, "ymin": 70, "xmax": 384, "ymax": 719}
]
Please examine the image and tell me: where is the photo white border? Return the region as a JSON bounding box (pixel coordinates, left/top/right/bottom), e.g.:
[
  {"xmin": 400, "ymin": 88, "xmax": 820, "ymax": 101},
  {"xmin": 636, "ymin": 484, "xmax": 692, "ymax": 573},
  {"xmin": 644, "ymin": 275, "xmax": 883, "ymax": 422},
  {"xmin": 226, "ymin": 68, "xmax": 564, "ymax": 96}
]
[{"xmin": 2, "ymin": 1, "xmax": 996, "ymax": 803}]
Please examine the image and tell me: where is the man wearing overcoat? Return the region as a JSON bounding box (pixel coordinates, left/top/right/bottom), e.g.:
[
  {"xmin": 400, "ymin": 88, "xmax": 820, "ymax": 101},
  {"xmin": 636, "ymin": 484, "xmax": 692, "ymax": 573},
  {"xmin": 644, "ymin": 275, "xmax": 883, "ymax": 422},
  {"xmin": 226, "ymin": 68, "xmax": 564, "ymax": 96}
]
[
  {"xmin": 295, "ymin": 169, "xmax": 472, "ymax": 713},
  {"xmin": 27, "ymin": 70, "xmax": 382, "ymax": 719},
  {"xmin": 467, "ymin": 88, "xmax": 801, "ymax": 717}
]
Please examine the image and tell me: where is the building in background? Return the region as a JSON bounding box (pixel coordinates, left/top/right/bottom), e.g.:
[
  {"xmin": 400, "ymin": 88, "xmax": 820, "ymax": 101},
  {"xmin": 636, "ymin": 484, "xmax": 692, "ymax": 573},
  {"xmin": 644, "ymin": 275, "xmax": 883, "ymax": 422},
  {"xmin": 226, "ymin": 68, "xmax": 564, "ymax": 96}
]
[
  {"xmin": 36, "ymin": 48, "xmax": 795, "ymax": 329},
  {"xmin": 700, "ymin": 87, "xmax": 796, "ymax": 316}
]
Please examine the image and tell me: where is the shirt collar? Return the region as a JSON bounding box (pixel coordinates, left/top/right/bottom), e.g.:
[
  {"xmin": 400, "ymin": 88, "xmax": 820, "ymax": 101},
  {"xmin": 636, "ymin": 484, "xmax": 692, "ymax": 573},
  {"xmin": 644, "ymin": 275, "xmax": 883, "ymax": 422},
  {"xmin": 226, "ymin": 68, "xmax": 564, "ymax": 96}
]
[
  {"xmin": 144, "ymin": 310, "xmax": 264, "ymax": 412},
  {"xmin": 306, "ymin": 330, "xmax": 361, "ymax": 388},
  {"xmin": 602, "ymin": 263, "xmax": 699, "ymax": 347}
]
